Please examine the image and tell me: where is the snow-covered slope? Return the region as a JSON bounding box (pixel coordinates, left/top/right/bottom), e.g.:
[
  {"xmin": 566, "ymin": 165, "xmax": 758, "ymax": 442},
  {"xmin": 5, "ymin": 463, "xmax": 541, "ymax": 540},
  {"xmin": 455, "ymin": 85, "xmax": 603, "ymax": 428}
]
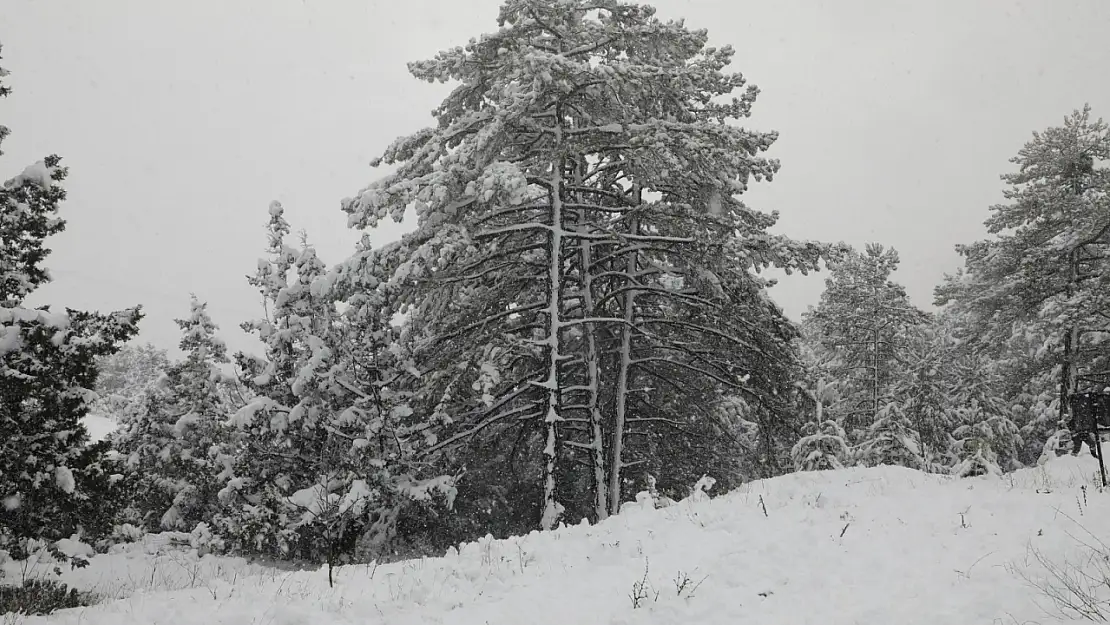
[{"xmin": 11, "ymin": 454, "xmax": 1110, "ymax": 624}]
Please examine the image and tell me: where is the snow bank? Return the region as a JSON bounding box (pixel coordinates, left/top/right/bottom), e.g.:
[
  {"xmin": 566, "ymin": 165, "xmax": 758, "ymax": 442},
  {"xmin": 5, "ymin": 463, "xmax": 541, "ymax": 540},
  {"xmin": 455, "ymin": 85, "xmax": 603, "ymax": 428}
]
[
  {"xmin": 2, "ymin": 534, "xmax": 273, "ymax": 607},
  {"xmin": 10, "ymin": 455, "xmax": 1110, "ymax": 624}
]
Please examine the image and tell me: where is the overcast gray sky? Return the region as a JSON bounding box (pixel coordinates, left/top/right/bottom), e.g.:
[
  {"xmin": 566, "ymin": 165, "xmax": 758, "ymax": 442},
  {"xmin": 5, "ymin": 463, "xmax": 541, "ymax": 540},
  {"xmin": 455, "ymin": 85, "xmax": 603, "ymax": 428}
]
[{"xmin": 3, "ymin": 0, "xmax": 1108, "ymax": 358}]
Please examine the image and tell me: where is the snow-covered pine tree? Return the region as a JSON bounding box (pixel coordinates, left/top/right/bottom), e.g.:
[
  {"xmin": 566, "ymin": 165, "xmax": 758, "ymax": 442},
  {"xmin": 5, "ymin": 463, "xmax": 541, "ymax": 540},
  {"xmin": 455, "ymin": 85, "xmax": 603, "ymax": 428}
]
[
  {"xmin": 790, "ymin": 385, "xmax": 853, "ymax": 473},
  {"xmin": 854, "ymin": 401, "xmax": 925, "ymax": 470},
  {"xmin": 937, "ymin": 106, "xmax": 1110, "ymax": 457},
  {"xmin": 895, "ymin": 317, "xmax": 959, "ymax": 471},
  {"xmin": 341, "ymin": 0, "xmax": 832, "ymax": 528},
  {"xmin": 805, "ymin": 244, "xmax": 927, "ymax": 449},
  {"xmin": 791, "ymin": 419, "xmax": 851, "ymax": 471},
  {"xmin": 794, "ymin": 315, "xmax": 856, "ymax": 466},
  {"xmin": 223, "ymin": 205, "xmax": 352, "ymax": 558},
  {"xmin": 949, "ymin": 404, "xmax": 1023, "ymax": 477},
  {"xmin": 943, "ymin": 333, "xmax": 1023, "ymax": 476},
  {"xmin": 220, "ymin": 203, "xmax": 452, "ymax": 564},
  {"xmin": 112, "ymin": 297, "xmax": 237, "ymax": 532},
  {"xmin": 936, "ymin": 270, "xmax": 1055, "ymax": 465},
  {"xmin": 599, "ymin": 181, "xmax": 827, "ymax": 491},
  {"xmin": 0, "ymin": 45, "xmax": 142, "ymax": 558}
]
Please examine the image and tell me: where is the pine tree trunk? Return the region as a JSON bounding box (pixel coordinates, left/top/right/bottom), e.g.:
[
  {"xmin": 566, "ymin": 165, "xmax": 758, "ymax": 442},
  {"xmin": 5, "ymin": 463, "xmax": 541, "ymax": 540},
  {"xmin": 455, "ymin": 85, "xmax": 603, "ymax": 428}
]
[
  {"xmin": 872, "ymin": 328, "xmax": 880, "ymax": 422},
  {"xmin": 609, "ymin": 212, "xmax": 639, "ymax": 516},
  {"xmin": 572, "ymin": 172, "xmax": 608, "ymax": 523},
  {"xmin": 540, "ymin": 152, "xmax": 566, "ymax": 531},
  {"xmin": 1060, "ymin": 329, "xmax": 1077, "ymax": 422},
  {"xmin": 573, "ymin": 157, "xmax": 609, "ymax": 522},
  {"xmin": 1059, "ymin": 249, "xmax": 1079, "ymax": 427},
  {"xmin": 580, "ymin": 236, "xmax": 609, "ymax": 522}
]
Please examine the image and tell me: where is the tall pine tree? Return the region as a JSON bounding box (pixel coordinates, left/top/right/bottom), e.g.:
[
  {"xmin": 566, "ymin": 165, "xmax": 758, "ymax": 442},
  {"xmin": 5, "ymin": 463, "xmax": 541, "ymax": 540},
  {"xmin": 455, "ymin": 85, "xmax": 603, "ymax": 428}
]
[
  {"xmin": 938, "ymin": 106, "xmax": 1110, "ymax": 458},
  {"xmin": 340, "ymin": 0, "xmax": 832, "ymax": 529},
  {"xmin": 804, "ymin": 244, "xmax": 927, "ymax": 450}
]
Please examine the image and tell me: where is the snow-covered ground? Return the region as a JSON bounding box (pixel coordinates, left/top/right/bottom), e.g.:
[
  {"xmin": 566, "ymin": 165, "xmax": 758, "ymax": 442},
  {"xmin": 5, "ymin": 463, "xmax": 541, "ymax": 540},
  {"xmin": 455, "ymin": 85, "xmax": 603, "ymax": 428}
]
[{"xmin": 8, "ymin": 453, "xmax": 1110, "ymax": 624}]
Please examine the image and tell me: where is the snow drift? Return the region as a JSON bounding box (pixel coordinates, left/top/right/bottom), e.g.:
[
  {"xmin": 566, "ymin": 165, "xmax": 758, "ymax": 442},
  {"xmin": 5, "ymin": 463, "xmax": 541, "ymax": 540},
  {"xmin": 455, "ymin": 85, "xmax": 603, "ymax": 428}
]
[{"xmin": 8, "ymin": 453, "xmax": 1110, "ymax": 624}]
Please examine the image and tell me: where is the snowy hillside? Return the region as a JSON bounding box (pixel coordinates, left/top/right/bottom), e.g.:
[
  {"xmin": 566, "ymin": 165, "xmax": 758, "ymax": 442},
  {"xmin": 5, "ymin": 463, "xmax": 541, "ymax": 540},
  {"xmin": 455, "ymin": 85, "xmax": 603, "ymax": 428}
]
[{"xmin": 8, "ymin": 453, "xmax": 1110, "ymax": 624}]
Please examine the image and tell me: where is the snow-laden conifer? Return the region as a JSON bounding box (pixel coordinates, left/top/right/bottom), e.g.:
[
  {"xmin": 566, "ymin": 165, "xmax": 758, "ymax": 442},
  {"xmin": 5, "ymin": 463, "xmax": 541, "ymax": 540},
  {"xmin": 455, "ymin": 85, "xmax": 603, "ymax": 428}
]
[{"xmin": 341, "ymin": 0, "xmax": 833, "ymax": 528}]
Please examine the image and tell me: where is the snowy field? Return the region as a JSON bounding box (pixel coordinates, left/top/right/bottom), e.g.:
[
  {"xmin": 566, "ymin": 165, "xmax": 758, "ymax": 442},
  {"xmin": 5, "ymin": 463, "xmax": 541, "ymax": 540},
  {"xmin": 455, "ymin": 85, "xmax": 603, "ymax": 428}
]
[{"xmin": 7, "ymin": 453, "xmax": 1110, "ymax": 624}]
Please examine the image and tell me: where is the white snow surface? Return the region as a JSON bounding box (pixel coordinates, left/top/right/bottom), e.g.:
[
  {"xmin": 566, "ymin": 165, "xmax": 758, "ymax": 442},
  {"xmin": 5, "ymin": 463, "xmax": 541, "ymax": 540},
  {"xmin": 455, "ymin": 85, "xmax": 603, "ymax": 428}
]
[
  {"xmin": 9, "ymin": 454, "xmax": 1110, "ymax": 624},
  {"xmin": 53, "ymin": 466, "xmax": 76, "ymax": 495},
  {"xmin": 81, "ymin": 414, "xmax": 118, "ymax": 443},
  {"xmin": 11, "ymin": 160, "xmax": 56, "ymax": 188}
]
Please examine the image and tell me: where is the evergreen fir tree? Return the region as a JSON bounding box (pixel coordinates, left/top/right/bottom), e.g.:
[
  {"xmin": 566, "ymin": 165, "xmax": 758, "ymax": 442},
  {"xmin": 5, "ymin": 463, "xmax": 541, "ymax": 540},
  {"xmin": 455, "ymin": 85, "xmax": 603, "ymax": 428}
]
[
  {"xmin": 896, "ymin": 320, "xmax": 957, "ymax": 471},
  {"xmin": 805, "ymin": 244, "xmax": 927, "ymax": 448},
  {"xmin": 218, "ymin": 204, "xmax": 453, "ymax": 565},
  {"xmin": 113, "ymin": 297, "xmax": 236, "ymax": 531},
  {"xmin": 950, "ymin": 403, "xmax": 1023, "ymax": 477},
  {"xmin": 791, "ymin": 419, "xmax": 851, "ymax": 471},
  {"xmin": 855, "ymin": 401, "xmax": 924, "ymax": 470}
]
